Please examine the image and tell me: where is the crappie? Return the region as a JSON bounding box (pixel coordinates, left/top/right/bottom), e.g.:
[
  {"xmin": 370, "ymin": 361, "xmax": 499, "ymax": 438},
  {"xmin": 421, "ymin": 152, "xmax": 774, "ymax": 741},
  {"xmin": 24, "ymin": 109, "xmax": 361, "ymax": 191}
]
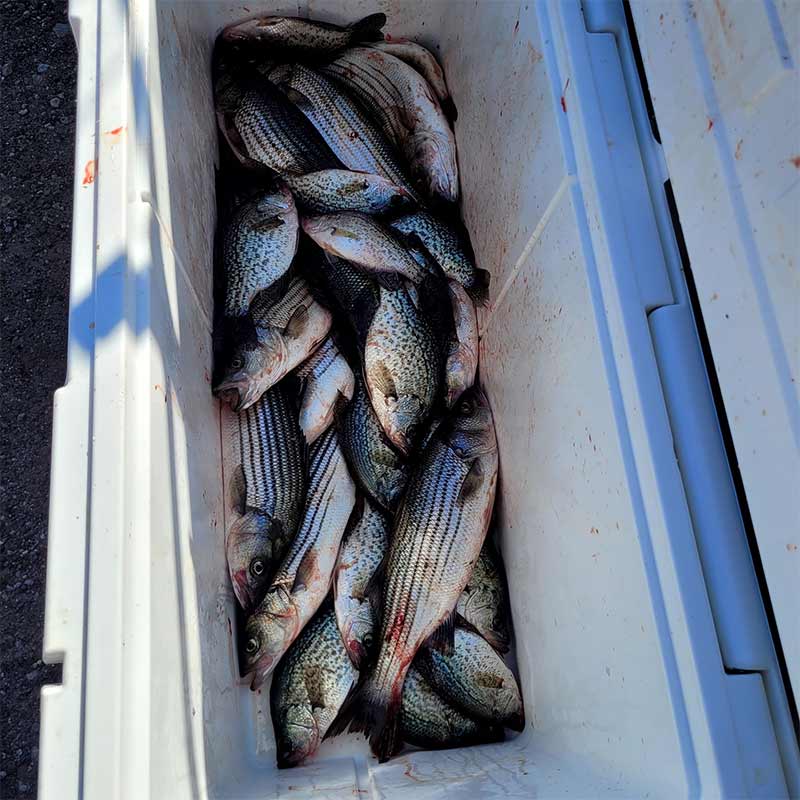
[
  {"xmin": 416, "ymin": 626, "xmax": 524, "ymax": 730},
  {"xmin": 334, "ymin": 497, "xmax": 390, "ymax": 669},
  {"xmin": 222, "ymin": 183, "xmax": 299, "ymax": 317},
  {"xmin": 270, "ymin": 604, "xmax": 358, "ymax": 769},
  {"xmin": 226, "ymin": 382, "xmax": 306, "ymax": 610},
  {"xmin": 457, "ymin": 538, "xmax": 512, "ymax": 653},
  {"xmin": 328, "ymin": 388, "xmax": 499, "ymax": 761},
  {"xmin": 400, "ymin": 666, "xmax": 502, "ymax": 751},
  {"xmin": 364, "ymin": 282, "xmax": 443, "ymax": 455},
  {"xmin": 295, "ymin": 336, "xmax": 355, "ymax": 444},
  {"xmin": 368, "ymin": 39, "xmax": 456, "ymax": 120},
  {"xmin": 337, "ymin": 373, "xmax": 410, "ymax": 513},
  {"xmin": 284, "ymin": 169, "xmax": 411, "ymax": 214},
  {"xmin": 302, "ymin": 212, "xmax": 432, "ymax": 286},
  {"xmin": 242, "ymin": 427, "xmax": 356, "ymax": 689},
  {"xmin": 390, "ymin": 210, "xmax": 490, "ymax": 302},
  {"xmin": 444, "ymin": 280, "xmax": 478, "ymax": 407},
  {"xmin": 267, "ymin": 63, "xmax": 419, "ymax": 200},
  {"xmin": 320, "ymin": 47, "xmax": 458, "ymax": 203},
  {"xmin": 214, "ymin": 278, "xmax": 332, "ymax": 411},
  {"xmin": 222, "ymin": 13, "xmax": 386, "ymax": 56}
]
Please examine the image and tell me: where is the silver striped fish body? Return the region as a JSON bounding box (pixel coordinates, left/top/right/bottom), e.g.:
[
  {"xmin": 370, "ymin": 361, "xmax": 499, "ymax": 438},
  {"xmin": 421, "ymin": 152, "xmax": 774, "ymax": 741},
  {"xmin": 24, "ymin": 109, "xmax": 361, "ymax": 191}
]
[
  {"xmin": 226, "ymin": 382, "xmax": 306, "ymax": 610},
  {"xmin": 283, "ymin": 169, "xmax": 411, "ymax": 214},
  {"xmin": 222, "ymin": 184, "xmax": 299, "ymax": 317},
  {"xmin": 295, "ymin": 337, "xmax": 355, "ymax": 444},
  {"xmin": 337, "ymin": 372, "xmax": 409, "ymax": 512},
  {"xmin": 301, "ymin": 212, "xmax": 430, "ymax": 285},
  {"xmin": 400, "ymin": 665, "xmax": 502, "ymax": 750},
  {"xmin": 416, "ymin": 627, "xmax": 524, "ymax": 730},
  {"xmin": 334, "ymin": 498, "xmax": 390, "ymax": 669},
  {"xmin": 390, "ymin": 210, "xmax": 489, "ymax": 303},
  {"xmin": 270, "ymin": 605, "xmax": 358, "ymax": 768},
  {"xmin": 320, "ymin": 47, "xmax": 458, "ymax": 203},
  {"xmin": 364, "ymin": 284, "xmax": 442, "ymax": 455},
  {"xmin": 268, "ymin": 63, "xmax": 420, "ymax": 201},
  {"xmin": 456, "ymin": 538, "xmax": 512, "ymax": 653},
  {"xmin": 444, "ymin": 280, "xmax": 478, "ymax": 408},
  {"xmin": 214, "ymin": 278, "xmax": 333, "ymax": 412},
  {"xmin": 242, "ymin": 427, "xmax": 356, "ymax": 689},
  {"xmin": 231, "ymin": 81, "xmax": 341, "ymax": 174}
]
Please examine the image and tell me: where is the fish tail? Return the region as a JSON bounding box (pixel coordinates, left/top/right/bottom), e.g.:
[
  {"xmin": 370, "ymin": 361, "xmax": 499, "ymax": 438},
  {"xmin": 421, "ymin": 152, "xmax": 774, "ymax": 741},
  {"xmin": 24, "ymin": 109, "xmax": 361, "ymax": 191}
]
[{"xmin": 349, "ymin": 12, "xmax": 387, "ymax": 42}]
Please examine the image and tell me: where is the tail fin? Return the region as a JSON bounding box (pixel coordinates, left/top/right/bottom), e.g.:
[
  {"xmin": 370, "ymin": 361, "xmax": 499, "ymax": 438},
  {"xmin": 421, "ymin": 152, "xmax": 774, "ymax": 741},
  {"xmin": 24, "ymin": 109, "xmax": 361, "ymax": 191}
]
[
  {"xmin": 325, "ymin": 670, "xmax": 404, "ymax": 762},
  {"xmin": 349, "ymin": 12, "xmax": 387, "ymax": 43}
]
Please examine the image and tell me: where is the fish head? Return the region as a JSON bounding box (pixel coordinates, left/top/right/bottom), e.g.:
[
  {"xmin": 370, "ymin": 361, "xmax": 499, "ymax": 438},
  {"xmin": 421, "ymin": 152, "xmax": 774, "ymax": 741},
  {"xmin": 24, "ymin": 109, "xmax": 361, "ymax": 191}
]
[
  {"xmin": 275, "ymin": 704, "xmax": 319, "ymax": 768},
  {"xmin": 461, "ymin": 586, "xmax": 511, "ymax": 653},
  {"xmin": 444, "ymin": 386, "xmax": 497, "ymax": 459},
  {"xmin": 254, "ymin": 184, "xmax": 295, "ymax": 218},
  {"xmin": 339, "ymin": 600, "xmax": 377, "ymax": 669},
  {"xmin": 226, "ymin": 511, "xmax": 280, "ymax": 611},
  {"xmin": 445, "ymin": 344, "xmax": 474, "ymax": 409},
  {"xmin": 342, "ymin": 174, "xmax": 412, "ymax": 213},
  {"xmin": 381, "ymin": 394, "xmax": 425, "ymax": 456},
  {"xmin": 214, "ymin": 327, "xmax": 288, "ymax": 411},
  {"xmin": 408, "ymin": 132, "xmax": 459, "ymax": 204},
  {"xmin": 242, "ymin": 589, "xmax": 298, "ymax": 689},
  {"xmin": 301, "ymin": 214, "xmax": 363, "ymax": 259}
]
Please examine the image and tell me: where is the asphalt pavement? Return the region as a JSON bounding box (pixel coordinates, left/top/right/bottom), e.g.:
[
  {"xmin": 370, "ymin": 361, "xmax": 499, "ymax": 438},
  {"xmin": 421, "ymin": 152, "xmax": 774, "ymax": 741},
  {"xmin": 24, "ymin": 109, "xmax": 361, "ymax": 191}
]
[{"xmin": 1, "ymin": 2, "xmax": 76, "ymax": 797}]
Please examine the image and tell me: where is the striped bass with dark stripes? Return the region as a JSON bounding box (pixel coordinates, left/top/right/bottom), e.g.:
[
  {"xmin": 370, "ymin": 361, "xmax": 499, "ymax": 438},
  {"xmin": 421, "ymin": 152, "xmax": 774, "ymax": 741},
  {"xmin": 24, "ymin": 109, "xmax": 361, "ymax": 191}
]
[
  {"xmin": 327, "ymin": 388, "xmax": 498, "ymax": 760},
  {"xmin": 225, "ymin": 382, "xmax": 306, "ymax": 611},
  {"xmin": 242, "ymin": 426, "xmax": 356, "ymax": 690}
]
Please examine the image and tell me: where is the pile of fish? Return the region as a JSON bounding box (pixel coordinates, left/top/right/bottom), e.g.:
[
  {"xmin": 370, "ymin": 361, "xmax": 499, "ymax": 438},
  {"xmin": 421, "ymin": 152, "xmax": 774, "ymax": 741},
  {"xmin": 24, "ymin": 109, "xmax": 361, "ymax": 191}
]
[{"xmin": 212, "ymin": 11, "xmax": 523, "ymax": 767}]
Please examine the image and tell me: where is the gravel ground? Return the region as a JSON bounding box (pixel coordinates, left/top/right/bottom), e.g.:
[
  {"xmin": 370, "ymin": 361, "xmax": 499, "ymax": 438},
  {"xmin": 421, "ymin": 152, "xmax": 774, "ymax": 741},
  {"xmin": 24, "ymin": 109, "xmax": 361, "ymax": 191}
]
[{"xmin": 0, "ymin": 2, "xmax": 76, "ymax": 797}]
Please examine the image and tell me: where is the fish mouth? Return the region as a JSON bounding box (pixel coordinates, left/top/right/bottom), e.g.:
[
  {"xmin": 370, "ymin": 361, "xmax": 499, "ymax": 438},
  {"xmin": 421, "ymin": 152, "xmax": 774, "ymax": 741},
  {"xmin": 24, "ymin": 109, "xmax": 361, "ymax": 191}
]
[
  {"xmin": 230, "ymin": 568, "xmax": 254, "ymax": 611},
  {"xmin": 246, "ymin": 652, "xmax": 276, "ymax": 691},
  {"xmin": 214, "ymin": 379, "xmax": 261, "ymax": 412}
]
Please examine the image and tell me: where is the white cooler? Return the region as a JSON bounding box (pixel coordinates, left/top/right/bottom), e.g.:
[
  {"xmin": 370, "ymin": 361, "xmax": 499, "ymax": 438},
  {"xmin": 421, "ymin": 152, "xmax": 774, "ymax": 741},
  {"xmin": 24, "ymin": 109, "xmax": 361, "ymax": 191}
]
[{"xmin": 40, "ymin": 1, "xmax": 799, "ymax": 797}]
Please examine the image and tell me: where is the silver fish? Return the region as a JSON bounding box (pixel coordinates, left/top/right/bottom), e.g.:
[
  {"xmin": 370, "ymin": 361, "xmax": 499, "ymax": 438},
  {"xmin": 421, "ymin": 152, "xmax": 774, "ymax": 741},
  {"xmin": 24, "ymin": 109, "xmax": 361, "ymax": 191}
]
[
  {"xmin": 328, "ymin": 388, "xmax": 499, "ymax": 761},
  {"xmin": 222, "ymin": 183, "xmax": 299, "ymax": 317},
  {"xmin": 242, "ymin": 427, "xmax": 356, "ymax": 689},
  {"xmin": 270, "ymin": 603, "xmax": 358, "ymax": 768},
  {"xmin": 416, "ymin": 626, "xmax": 524, "ymax": 730},
  {"xmin": 456, "ymin": 538, "xmax": 512, "ymax": 653},
  {"xmin": 444, "ymin": 280, "xmax": 478, "ymax": 408},
  {"xmin": 334, "ymin": 497, "xmax": 390, "ymax": 669},
  {"xmin": 302, "ymin": 212, "xmax": 433, "ymax": 285},
  {"xmin": 400, "ymin": 665, "xmax": 502, "ymax": 751},
  {"xmin": 221, "ymin": 13, "xmax": 386, "ymax": 56},
  {"xmin": 320, "ymin": 47, "xmax": 458, "ymax": 203},
  {"xmin": 214, "ymin": 278, "xmax": 332, "ymax": 411},
  {"xmin": 226, "ymin": 382, "xmax": 306, "ymax": 611},
  {"xmin": 284, "ymin": 169, "xmax": 411, "ymax": 214},
  {"xmin": 267, "ymin": 63, "xmax": 420, "ymax": 201},
  {"xmin": 295, "ymin": 337, "xmax": 355, "ymax": 444},
  {"xmin": 390, "ymin": 210, "xmax": 490, "ymax": 303},
  {"xmin": 364, "ymin": 282, "xmax": 443, "ymax": 455}
]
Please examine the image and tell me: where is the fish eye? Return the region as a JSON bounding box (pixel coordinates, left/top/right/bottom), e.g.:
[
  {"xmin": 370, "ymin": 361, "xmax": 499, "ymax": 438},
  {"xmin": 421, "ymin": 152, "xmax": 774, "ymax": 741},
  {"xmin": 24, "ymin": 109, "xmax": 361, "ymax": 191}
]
[
  {"xmin": 459, "ymin": 398, "xmax": 474, "ymax": 415},
  {"xmin": 250, "ymin": 558, "xmax": 265, "ymax": 577},
  {"xmin": 363, "ymin": 632, "xmax": 373, "ymax": 648},
  {"xmin": 361, "ymin": 180, "xmax": 370, "ymax": 190},
  {"xmin": 245, "ymin": 636, "xmax": 260, "ymax": 655},
  {"xmin": 231, "ymin": 355, "xmax": 244, "ymax": 370}
]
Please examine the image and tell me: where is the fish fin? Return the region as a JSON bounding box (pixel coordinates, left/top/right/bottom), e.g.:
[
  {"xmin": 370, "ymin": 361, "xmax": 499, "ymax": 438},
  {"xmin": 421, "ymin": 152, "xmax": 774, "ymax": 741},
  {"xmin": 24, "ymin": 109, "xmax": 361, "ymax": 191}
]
[
  {"xmin": 369, "ymin": 362, "xmax": 397, "ymax": 399},
  {"xmin": 468, "ymin": 269, "xmax": 491, "ymax": 306},
  {"xmin": 425, "ymin": 610, "xmax": 456, "ymax": 655},
  {"xmin": 362, "ymin": 555, "xmax": 387, "ymax": 611},
  {"xmin": 291, "ymin": 546, "xmax": 318, "ymax": 594},
  {"xmin": 348, "ymin": 12, "xmax": 387, "ymax": 42},
  {"xmin": 457, "ymin": 458, "xmax": 484, "ymax": 503},
  {"xmin": 284, "ymin": 304, "xmax": 309, "ymax": 338},
  {"xmin": 453, "ymin": 612, "xmax": 483, "ymax": 638},
  {"xmin": 229, "ymin": 464, "xmax": 247, "ymax": 515},
  {"xmin": 250, "ymin": 215, "xmax": 285, "ymax": 233},
  {"xmin": 371, "ymin": 271, "xmax": 404, "ymax": 291}
]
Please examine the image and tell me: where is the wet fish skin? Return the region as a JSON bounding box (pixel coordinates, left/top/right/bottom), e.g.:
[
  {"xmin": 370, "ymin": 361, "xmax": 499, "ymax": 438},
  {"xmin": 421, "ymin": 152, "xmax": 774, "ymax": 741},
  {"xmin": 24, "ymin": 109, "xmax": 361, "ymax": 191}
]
[
  {"xmin": 242, "ymin": 427, "xmax": 356, "ymax": 690},
  {"xmin": 267, "ymin": 63, "xmax": 420, "ymax": 201},
  {"xmin": 214, "ymin": 278, "xmax": 332, "ymax": 411},
  {"xmin": 364, "ymin": 282, "xmax": 443, "ymax": 456},
  {"xmin": 457, "ymin": 538, "xmax": 512, "ymax": 653},
  {"xmin": 390, "ymin": 210, "xmax": 490, "ymax": 303},
  {"xmin": 295, "ymin": 337, "xmax": 355, "ymax": 444},
  {"xmin": 302, "ymin": 212, "xmax": 432, "ymax": 285},
  {"xmin": 416, "ymin": 626, "xmax": 524, "ymax": 730},
  {"xmin": 444, "ymin": 280, "xmax": 479, "ymax": 408},
  {"xmin": 284, "ymin": 170, "xmax": 412, "ymax": 214},
  {"xmin": 334, "ymin": 497, "xmax": 391, "ymax": 668},
  {"xmin": 328, "ymin": 387, "xmax": 499, "ymax": 761},
  {"xmin": 320, "ymin": 47, "xmax": 458, "ymax": 203},
  {"xmin": 222, "ymin": 183, "xmax": 299, "ymax": 317},
  {"xmin": 400, "ymin": 665, "xmax": 503, "ymax": 750},
  {"xmin": 226, "ymin": 382, "xmax": 306, "ymax": 610},
  {"xmin": 221, "ymin": 13, "xmax": 386, "ymax": 55},
  {"xmin": 270, "ymin": 604, "xmax": 358, "ymax": 769},
  {"xmin": 337, "ymin": 373, "xmax": 410, "ymax": 512}
]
